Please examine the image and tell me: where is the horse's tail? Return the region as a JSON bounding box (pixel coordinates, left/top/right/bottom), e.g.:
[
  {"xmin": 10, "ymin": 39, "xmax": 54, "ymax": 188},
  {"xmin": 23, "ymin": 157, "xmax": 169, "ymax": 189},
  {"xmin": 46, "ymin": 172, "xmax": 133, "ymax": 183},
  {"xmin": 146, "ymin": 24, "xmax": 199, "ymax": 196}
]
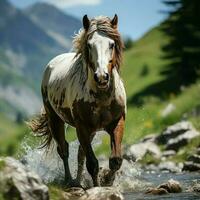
[{"xmin": 27, "ymin": 107, "xmax": 52, "ymax": 148}]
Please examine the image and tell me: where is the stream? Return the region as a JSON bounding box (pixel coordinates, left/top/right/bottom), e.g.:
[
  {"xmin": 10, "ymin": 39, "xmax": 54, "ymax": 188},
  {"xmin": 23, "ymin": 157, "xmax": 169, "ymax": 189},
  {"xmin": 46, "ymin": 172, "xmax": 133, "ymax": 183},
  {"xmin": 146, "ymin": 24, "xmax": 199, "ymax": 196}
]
[
  {"xmin": 19, "ymin": 134, "xmax": 200, "ymax": 200},
  {"xmin": 124, "ymin": 172, "xmax": 200, "ymax": 200}
]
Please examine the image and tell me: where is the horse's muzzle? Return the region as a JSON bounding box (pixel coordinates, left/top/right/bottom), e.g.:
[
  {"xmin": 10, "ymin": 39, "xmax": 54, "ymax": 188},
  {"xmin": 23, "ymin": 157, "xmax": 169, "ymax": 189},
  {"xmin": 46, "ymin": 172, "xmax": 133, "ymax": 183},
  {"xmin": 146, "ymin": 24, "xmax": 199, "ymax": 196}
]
[{"xmin": 94, "ymin": 72, "xmax": 110, "ymax": 89}]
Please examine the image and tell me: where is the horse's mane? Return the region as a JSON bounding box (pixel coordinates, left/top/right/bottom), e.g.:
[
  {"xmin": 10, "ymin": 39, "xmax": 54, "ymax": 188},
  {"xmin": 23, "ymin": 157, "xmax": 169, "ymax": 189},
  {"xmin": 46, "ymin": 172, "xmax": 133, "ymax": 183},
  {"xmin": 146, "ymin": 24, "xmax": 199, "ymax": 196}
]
[{"xmin": 72, "ymin": 16, "xmax": 124, "ymax": 71}]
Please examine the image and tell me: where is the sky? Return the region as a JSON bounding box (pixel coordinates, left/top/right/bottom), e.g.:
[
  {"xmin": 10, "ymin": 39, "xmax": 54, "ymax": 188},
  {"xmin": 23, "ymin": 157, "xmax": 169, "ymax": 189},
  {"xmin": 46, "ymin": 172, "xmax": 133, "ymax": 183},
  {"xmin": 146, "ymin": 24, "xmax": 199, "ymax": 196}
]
[{"xmin": 10, "ymin": 0, "xmax": 168, "ymax": 40}]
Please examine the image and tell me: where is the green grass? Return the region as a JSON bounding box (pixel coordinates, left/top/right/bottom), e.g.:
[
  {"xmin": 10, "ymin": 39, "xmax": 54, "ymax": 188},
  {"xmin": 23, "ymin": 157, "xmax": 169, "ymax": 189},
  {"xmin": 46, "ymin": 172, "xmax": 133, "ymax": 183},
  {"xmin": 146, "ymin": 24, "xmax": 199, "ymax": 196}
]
[{"xmin": 0, "ymin": 114, "xmax": 28, "ymax": 157}]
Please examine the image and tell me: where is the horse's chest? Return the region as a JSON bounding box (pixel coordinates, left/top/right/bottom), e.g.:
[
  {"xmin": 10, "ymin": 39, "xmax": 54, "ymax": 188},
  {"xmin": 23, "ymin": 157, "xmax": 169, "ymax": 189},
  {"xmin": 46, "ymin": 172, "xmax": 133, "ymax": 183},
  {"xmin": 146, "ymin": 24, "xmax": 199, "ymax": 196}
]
[{"xmin": 72, "ymin": 100, "xmax": 123, "ymax": 129}]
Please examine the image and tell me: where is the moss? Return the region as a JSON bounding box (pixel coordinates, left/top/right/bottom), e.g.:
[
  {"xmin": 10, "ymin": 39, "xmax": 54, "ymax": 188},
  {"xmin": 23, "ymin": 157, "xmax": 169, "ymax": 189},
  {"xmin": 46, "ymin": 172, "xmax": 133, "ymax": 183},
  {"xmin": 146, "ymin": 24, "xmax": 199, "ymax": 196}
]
[{"xmin": 48, "ymin": 184, "xmax": 64, "ymax": 200}]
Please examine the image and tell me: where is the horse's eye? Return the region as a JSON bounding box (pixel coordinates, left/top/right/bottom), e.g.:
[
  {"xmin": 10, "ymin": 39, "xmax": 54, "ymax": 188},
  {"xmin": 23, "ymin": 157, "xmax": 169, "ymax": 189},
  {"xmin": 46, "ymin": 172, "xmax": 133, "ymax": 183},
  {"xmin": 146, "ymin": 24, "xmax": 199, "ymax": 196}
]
[{"xmin": 109, "ymin": 43, "xmax": 115, "ymax": 50}]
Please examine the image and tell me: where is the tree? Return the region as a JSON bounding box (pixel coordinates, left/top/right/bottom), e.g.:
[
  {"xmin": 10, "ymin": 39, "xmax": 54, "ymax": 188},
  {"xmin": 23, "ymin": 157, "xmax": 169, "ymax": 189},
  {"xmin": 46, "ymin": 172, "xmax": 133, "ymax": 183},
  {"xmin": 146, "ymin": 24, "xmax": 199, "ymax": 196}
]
[{"xmin": 161, "ymin": 0, "xmax": 200, "ymax": 84}]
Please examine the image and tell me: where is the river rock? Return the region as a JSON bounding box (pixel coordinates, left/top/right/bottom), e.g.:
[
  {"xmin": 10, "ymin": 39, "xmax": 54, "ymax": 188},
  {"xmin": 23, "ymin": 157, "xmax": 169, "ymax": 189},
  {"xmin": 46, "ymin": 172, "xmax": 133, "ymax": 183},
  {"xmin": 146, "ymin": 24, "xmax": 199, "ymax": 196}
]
[
  {"xmin": 158, "ymin": 179, "xmax": 182, "ymax": 193},
  {"xmin": 145, "ymin": 179, "xmax": 182, "ymax": 195},
  {"xmin": 162, "ymin": 150, "xmax": 176, "ymax": 157},
  {"xmin": 0, "ymin": 157, "xmax": 49, "ymax": 200},
  {"xmin": 80, "ymin": 187, "xmax": 124, "ymax": 200},
  {"xmin": 188, "ymin": 181, "xmax": 200, "ymax": 193},
  {"xmin": 156, "ymin": 121, "xmax": 194, "ymax": 145},
  {"xmin": 158, "ymin": 161, "xmax": 183, "ymax": 173},
  {"xmin": 196, "ymin": 147, "xmax": 200, "ymax": 155},
  {"xmin": 188, "ymin": 154, "xmax": 200, "ymax": 163},
  {"xmin": 145, "ymin": 187, "xmax": 169, "ymax": 195},
  {"xmin": 124, "ymin": 141, "xmax": 161, "ymax": 162},
  {"xmin": 183, "ymin": 161, "xmax": 200, "ymax": 171},
  {"xmin": 166, "ymin": 128, "xmax": 200, "ymax": 151}
]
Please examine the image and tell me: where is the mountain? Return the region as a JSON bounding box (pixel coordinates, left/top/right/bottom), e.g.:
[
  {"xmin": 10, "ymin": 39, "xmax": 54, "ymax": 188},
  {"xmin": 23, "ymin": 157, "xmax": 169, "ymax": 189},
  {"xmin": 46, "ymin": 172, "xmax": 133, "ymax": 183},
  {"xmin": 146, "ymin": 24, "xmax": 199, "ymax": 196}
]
[
  {"xmin": 0, "ymin": 0, "xmax": 81, "ymax": 118},
  {"xmin": 25, "ymin": 3, "xmax": 82, "ymax": 49},
  {"xmin": 0, "ymin": 0, "xmax": 66, "ymax": 82}
]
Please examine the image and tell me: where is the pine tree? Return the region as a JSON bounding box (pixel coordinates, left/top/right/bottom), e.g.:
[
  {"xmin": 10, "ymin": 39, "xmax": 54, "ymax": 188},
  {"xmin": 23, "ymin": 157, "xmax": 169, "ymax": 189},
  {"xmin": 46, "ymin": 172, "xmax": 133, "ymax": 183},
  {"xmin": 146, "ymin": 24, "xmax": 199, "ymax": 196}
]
[{"xmin": 161, "ymin": 0, "xmax": 200, "ymax": 84}]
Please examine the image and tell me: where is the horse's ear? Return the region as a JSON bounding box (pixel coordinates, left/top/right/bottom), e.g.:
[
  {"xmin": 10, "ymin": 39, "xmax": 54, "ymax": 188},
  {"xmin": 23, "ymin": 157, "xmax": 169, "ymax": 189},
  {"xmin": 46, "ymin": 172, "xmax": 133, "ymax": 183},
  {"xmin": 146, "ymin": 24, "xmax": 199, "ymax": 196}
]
[
  {"xmin": 83, "ymin": 15, "xmax": 90, "ymax": 31},
  {"xmin": 111, "ymin": 14, "xmax": 118, "ymax": 29}
]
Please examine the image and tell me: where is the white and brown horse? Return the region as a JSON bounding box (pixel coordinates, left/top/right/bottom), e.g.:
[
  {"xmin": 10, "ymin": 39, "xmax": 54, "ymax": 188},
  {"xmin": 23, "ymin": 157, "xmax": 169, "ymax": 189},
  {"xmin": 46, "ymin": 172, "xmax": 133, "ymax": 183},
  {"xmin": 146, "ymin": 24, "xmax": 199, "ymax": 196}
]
[{"xmin": 29, "ymin": 15, "xmax": 126, "ymax": 187}]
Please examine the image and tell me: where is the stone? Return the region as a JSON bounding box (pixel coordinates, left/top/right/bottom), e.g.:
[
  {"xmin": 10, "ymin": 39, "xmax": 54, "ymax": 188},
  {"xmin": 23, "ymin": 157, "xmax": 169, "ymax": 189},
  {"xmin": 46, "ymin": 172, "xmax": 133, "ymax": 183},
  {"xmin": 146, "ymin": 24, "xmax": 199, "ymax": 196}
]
[
  {"xmin": 196, "ymin": 148, "xmax": 200, "ymax": 155},
  {"xmin": 162, "ymin": 150, "xmax": 176, "ymax": 157},
  {"xmin": 166, "ymin": 129, "xmax": 200, "ymax": 151},
  {"xmin": 123, "ymin": 141, "xmax": 161, "ymax": 162},
  {"xmin": 145, "ymin": 187, "xmax": 169, "ymax": 195},
  {"xmin": 145, "ymin": 179, "xmax": 182, "ymax": 195},
  {"xmin": 158, "ymin": 161, "xmax": 182, "ymax": 173},
  {"xmin": 158, "ymin": 179, "xmax": 182, "ymax": 193},
  {"xmin": 188, "ymin": 154, "xmax": 200, "ymax": 163},
  {"xmin": 0, "ymin": 157, "xmax": 49, "ymax": 200},
  {"xmin": 188, "ymin": 181, "xmax": 200, "ymax": 192},
  {"xmin": 183, "ymin": 161, "xmax": 200, "ymax": 171},
  {"xmin": 156, "ymin": 121, "xmax": 194, "ymax": 145},
  {"xmin": 80, "ymin": 187, "xmax": 124, "ymax": 200}
]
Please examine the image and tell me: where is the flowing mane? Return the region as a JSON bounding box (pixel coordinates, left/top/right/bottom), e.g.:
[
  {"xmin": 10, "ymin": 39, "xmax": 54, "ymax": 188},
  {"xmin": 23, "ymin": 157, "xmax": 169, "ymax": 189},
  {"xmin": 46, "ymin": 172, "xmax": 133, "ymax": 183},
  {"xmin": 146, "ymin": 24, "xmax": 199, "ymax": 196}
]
[{"xmin": 73, "ymin": 16, "xmax": 124, "ymax": 71}]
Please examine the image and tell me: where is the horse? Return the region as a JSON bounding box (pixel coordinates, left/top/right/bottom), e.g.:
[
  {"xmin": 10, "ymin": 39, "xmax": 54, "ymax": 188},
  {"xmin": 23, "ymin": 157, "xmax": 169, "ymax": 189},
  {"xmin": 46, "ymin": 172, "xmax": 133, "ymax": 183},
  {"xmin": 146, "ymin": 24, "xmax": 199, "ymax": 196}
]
[{"xmin": 28, "ymin": 14, "xmax": 126, "ymax": 188}]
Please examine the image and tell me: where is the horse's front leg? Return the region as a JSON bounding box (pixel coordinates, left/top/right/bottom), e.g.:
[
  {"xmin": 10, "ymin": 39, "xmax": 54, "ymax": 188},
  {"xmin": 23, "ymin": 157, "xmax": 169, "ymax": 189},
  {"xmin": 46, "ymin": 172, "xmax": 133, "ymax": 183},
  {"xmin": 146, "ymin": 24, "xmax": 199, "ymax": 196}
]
[
  {"xmin": 75, "ymin": 144, "xmax": 85, "ymax": 183},
  {"xmin": 103, "ymin": 115, "xmax": 125, "ymax": 186},
  {"xmin": 76, "ymin": 124, "xmax": 99, "ymax": 187}
]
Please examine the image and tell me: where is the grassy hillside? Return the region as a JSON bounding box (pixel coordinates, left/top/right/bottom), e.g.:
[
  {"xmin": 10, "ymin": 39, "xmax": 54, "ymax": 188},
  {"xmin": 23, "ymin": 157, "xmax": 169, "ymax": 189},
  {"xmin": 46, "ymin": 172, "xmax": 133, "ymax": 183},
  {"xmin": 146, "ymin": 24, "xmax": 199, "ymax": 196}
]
[
  {"xmin": 0, "ymin": 113, "xmax": 28, "ymax": 156},
  {"xmin": 122, "ymin": 26, "xmax": 200, "ymax": 142}
]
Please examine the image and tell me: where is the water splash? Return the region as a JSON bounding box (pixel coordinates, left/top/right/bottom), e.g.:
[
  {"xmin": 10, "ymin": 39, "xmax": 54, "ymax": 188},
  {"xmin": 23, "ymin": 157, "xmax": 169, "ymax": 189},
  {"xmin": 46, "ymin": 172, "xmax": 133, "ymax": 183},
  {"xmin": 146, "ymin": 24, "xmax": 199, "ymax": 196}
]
[{"xmin": 19, "ymin": 131, "xmax": 150, "ymax": 191}]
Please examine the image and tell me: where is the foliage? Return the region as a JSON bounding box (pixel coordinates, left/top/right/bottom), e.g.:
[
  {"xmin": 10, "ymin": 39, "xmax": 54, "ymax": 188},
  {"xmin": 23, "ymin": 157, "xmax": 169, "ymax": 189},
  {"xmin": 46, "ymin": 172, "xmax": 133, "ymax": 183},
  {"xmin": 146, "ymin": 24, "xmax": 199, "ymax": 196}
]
[
  {"xmin": 124, "ymin": 37, "xmax": 134, "ymax": 50},
  {"xmin": 161, "ymin": 0, "xmax": 200, "ymax": 84}
]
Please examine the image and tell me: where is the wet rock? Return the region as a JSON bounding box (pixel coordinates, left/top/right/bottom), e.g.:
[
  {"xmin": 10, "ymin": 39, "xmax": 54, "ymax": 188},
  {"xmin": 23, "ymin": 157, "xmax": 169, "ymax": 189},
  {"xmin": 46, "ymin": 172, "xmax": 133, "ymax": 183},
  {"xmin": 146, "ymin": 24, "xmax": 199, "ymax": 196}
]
[
  {"xmin": 124, "ymin": 141, "xmax": 161, "ymax": 162},
  {"xmin": 156, "ymin": 121, "xmax": 194, "ymax": 145},
  {"xmin": 145, "ymin": 179, "xmax": 182, "ymax": 195},
  {"xmin": 80, "ymin": 187, "xmax": 124, "ymax": 200},
  {"xmin": 188, "ymin": 181, "xmax": 200, "ymax": 193},
  {"xmin": 183, "ymin": 161, "xmax": 200, "ymax": 171},
  {"xmin": 188, "ymin": 154, "xmax": 200, "ymax": 163},
  {"xmin": 145, "ymin": 187, "xmax": 169, "ymax": 195},
  {"xmin": 162, "ymin": 150, "xmax": 176, "ymax": 157},
  {"xmin": 158, "ymin": 161, "xmax": 183, "ymax": 173},
  {"xmin": 158, "ymin": 179, "xmax": 182, "ymax": 193},
  {"xmin": 0, "ymin": 157, "xmax": 49, "ymax": 200},
  {"xmin": 196, "ymin": 148, "xmax": 200, "ymax": 155},
  {"xmin": 166, "ymin": 128, "xmax": 199, "ymax": 151}
]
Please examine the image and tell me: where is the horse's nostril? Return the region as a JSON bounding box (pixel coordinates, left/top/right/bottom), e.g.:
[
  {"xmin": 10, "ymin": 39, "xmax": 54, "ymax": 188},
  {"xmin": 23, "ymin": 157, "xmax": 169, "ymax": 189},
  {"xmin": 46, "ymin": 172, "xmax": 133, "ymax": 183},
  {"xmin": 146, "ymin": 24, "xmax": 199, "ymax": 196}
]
[
  {"xmin": 94, "ymin": 73, "xmax": 99, "ymax": 83},
  {"xmin": 105, "ymin": 73, "xmax": 109, "ymax": 81}
]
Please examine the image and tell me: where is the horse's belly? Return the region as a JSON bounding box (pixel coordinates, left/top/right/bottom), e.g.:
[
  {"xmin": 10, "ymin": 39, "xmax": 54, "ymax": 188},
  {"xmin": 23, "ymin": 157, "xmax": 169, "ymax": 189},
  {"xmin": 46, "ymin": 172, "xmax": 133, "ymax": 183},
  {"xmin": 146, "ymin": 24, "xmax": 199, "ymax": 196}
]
[{"xmin": 72, "ymin": 99, "xmax": 124, "ymax": 130}]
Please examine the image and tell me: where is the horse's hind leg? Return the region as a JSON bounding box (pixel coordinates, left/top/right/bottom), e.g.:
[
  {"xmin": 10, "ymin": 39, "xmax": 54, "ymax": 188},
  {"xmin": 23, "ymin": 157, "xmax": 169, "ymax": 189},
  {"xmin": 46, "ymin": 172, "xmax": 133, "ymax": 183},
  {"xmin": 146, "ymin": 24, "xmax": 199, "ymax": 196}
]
[{"xmin": 44, "ymin": 103, "xmax": 80, "ymax": 187}]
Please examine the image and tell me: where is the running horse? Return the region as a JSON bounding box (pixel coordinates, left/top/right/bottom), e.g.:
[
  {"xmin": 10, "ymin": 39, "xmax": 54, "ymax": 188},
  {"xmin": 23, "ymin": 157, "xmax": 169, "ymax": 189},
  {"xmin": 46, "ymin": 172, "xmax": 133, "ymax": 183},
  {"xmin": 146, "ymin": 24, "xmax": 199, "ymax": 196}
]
[{"xmin": 29, "ymin": 15, "xmax": 126, "ymax": 187}]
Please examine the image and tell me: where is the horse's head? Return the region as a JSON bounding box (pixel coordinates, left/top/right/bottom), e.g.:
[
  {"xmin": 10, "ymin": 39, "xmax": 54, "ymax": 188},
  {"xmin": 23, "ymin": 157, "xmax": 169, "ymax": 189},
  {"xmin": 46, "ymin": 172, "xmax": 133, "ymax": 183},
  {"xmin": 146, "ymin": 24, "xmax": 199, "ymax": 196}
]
[{"xmin": 82, "ymin": 15, "xmax": 123, "ymax": 90}]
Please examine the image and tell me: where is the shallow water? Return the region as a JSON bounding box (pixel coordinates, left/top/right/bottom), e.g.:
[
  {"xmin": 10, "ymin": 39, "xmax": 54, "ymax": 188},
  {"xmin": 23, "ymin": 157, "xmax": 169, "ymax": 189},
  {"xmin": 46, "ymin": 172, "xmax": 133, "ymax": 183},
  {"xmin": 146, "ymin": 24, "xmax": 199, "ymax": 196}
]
[
  {"xmin": 19, "ymin": 134, "xmax": 200, "ymax": 199},
  {"xmin": 124, "ymin": 172, "xmax": 200, "ymax": 200}
]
